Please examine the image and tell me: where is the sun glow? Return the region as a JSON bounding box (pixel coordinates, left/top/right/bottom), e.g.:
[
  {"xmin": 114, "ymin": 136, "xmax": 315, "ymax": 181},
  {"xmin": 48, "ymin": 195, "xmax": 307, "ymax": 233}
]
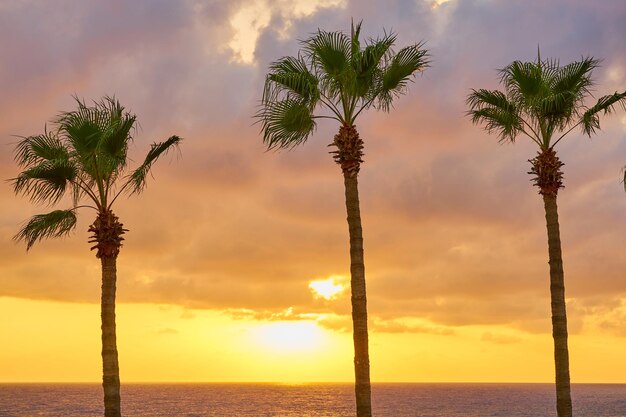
[
  {"xmin": 309, "ymin": 277, "xmax": 345, "ymax": 300},
  {"xmin": 253, "ymin": 321, "xmax": 326, "ymax": 353},
  {"xmin": 429, "ymin": 0, "xmax": 451, "ymax": 9}
]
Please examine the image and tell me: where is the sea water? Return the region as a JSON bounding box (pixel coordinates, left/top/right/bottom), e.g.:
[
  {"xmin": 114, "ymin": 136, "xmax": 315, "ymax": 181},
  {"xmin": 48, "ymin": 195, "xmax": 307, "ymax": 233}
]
[{"xmin": 1, "ymin": 383, "xmax": 625, "ymax": 416}]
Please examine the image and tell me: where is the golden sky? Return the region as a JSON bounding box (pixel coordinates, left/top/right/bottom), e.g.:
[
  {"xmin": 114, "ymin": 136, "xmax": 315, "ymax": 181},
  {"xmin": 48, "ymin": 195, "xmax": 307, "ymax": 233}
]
[{"xmin": 1, "ymin": 0, "xmax": 625, "ymax": 383}]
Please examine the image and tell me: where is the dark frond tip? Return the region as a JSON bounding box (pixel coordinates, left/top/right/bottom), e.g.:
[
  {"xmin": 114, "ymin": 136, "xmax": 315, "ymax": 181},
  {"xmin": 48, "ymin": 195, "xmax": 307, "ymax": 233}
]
[
  {"xmin": 467, "ymin": 107, "xmax": 522, "ymax": 143},
  {"xmin": 127, "ymin": 135, "xmax": 182, "ymax": 195},
  {"xmin": 581, "ymin": 91, "xmax": 626, "ymax": 136},
  {"xmin": 15, "ymin": 209, "xmax": 77, "ymax": 250},
  {"xmin": 383, "ymin": 44, "xmax": 429, "ymax": 83}
]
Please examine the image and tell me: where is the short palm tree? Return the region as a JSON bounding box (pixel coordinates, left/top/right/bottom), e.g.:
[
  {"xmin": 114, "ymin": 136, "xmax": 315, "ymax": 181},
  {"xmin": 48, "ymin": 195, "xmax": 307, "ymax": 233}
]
[
  {"xmin": 12, "ymin": 96, "xmax": 181, "ymax": 417},
  {"xmin": 467, "ymin": 53, "xmax": 626, "ymax": 417},
  {"xmin": 257, "ymin": 21, "xmax": 428, "ymax": 417}
]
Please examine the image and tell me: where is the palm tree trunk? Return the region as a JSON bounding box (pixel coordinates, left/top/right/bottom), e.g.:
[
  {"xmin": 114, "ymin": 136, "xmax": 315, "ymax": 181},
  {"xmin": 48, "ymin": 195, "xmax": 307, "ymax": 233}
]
[
  {"xmin": 542, "ymin": 194, "xmax": 572, "ymax": 417},
  {"xmin": 343, "ymin": 173, "xmax": 372, "ymax": 417},
  {"xmin": 101, "ymin": 255, "xmax": 121, "ymax": 417}
]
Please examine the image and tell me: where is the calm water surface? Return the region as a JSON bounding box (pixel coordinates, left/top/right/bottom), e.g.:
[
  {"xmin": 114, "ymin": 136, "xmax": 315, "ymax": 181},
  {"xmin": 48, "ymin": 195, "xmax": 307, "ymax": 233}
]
[{"xmin": 1, "ymin": 383, "xmax": 625, "ymax": 417}]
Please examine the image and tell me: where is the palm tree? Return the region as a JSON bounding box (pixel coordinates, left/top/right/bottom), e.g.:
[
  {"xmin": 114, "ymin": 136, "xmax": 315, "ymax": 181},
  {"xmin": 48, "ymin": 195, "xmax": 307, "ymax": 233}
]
[
  {"xmin": 12, "ymin": 96, "xmax": 181, "ymax": 417},
  {"xmin": 257, "ymin": 21, "xmax": 428, "ymax": 417},
  {"xmin": 467, "ymin": 52, "xmax": 626, "ymax": 417}
]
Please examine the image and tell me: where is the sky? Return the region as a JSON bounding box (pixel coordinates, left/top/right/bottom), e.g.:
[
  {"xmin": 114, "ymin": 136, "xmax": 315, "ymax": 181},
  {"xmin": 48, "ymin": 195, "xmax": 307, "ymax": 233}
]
[{"xmin": 1, "ymin": 0, "xmax": 625, "ymax": 383}]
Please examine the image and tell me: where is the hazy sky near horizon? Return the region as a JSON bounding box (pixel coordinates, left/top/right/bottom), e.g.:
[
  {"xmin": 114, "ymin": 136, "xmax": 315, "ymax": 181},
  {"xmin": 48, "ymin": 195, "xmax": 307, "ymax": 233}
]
[{"xmin": 1, "ymin": 0, "xmax": 625, "ymax": 383}]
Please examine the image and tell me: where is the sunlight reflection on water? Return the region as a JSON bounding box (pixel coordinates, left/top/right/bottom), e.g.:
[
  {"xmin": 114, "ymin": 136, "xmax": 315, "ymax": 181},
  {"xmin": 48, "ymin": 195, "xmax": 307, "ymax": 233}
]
[{"xmin": 1, "ymin": 383, "xmax": 625, "ymax": 417}]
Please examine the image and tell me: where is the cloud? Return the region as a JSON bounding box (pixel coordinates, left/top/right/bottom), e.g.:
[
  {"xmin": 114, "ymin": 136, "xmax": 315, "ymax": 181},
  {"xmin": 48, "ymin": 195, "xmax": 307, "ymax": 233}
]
[
  {"xmin": 371, "ymin": 319, "xmax": 456, "ymax": 335},
  {"xmin": 227, "ymin": 0, "xmax": 346, "ymax": 63},
  {"xmin": 180, "ymin": 309, "xmax": 196, "ymax": 319},
  {"xmin": 576, "ymin": 297, "xmax": 626, "ymax": 337},
  {"xmin": 225, "ymin": 306, "xmax": 321, "ymax": 322},
  {"xmin": 1, "ymin": 0, "xmax": 625, "ymax": 338}
]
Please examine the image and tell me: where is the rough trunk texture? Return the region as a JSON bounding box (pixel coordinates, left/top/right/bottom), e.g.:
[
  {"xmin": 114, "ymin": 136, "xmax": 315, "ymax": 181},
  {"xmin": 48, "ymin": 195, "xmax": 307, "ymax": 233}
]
[
  {"xmin": 101, "ymin": 255, "xmax": 121, "ymax": 417},
  {"xmin": 331, "ymin": 123, "xmax": 371, "ymax": 417},
  {"xmin": 343, "ymin": 173, "xmax": 372, "ymax": 417},
  {"xmin": 90, "ymin": 210, "xmax": 125, "ymax": 417},
  {"xmin": 543, "ymin": 194, "xmax": 572, "ymax": 417},
  {"xmin": 530, "ymin": 148, "xmax": 572, "ymax": 417}
]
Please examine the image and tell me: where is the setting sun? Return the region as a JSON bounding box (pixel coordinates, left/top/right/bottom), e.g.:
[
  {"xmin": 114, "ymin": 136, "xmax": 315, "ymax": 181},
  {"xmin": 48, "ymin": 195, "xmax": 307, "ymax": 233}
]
[
  {"xmin": 309, "ymin": 277, "xmax": 346, "ymax": 300},
  {"xmin": 252, "ymin": 321, "xmax": 327, "ymax": 353}
]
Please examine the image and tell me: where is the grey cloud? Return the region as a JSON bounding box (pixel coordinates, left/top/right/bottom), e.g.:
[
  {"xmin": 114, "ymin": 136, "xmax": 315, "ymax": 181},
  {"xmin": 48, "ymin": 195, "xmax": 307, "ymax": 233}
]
[{"xmin": 1, "ymin": 0, "xmax": 625, "ymax": 334}]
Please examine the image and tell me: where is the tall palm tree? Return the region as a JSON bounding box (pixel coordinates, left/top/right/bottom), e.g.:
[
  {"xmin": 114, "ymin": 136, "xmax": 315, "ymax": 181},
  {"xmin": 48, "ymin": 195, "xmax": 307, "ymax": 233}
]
[
  {"xmin": 257, "ymin": 21, "xmax": 428, "ymax": 417},
  {"xmin": 12, "ymin": 96, "xmax": 181, "ymax": 417},
  {"xmin": 467, "ymin": 52, "xmax": 626, "ymax": 417}
]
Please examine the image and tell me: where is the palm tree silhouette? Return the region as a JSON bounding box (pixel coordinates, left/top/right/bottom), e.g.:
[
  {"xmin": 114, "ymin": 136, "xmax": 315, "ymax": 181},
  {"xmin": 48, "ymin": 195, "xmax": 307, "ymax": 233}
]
[
  {"xmin": 468, "ymin": 52, "xmax": 626, "ymax": 417},
  {"xmin": 257, "ymin": 21, "xmax": 429, "ymax": 417},
  {"xmin": 12, "ymin": 96, "xmax": 182, "ymax": 417}
]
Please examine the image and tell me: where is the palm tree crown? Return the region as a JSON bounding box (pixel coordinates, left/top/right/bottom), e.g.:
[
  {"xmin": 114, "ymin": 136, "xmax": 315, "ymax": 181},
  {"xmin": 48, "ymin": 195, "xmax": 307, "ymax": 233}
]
[
  {"xmin": 12, "ymin": 96, "xmax": 181, "ymax": 251},
  {"xmin": 467, "ymin": 53, "xmax": 626, "ymax": 152},
  {"xmin": 258, "ymin": 20, "xmax": 429, "ymax": 153}
]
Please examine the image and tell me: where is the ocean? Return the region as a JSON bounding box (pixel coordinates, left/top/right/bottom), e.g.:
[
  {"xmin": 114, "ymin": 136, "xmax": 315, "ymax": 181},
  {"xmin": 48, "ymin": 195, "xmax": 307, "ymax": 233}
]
[{"xmin": 1, "ymin": 383, "xmax": 625, "ymax": 417}]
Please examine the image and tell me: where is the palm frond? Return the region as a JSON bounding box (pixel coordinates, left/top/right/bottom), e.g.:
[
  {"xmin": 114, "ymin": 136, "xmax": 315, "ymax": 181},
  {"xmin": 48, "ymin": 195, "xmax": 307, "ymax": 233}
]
[
  {"xmin": 263, "ymin": 55, "xmax": 320, "ymax": 105},
  {"xmin": 98, "ymin": 103, "xmax": 136, "ymax": 172},
  {"xmin": 351, "ymin": 31, "xmax": 396, "ymax": 100},
  {"xmin": 467, "ymin": 89, "xmax": 517, "ymax": 113},
  {"xmin": 377, "ymin": 43, "xmax": 429, "ymax": 111},
  {"xmin": 303, "ymin": 29, "xmax": 351, "ymax": 99},
  {"xmin": 581, "ymin": 91, "xmax": 626, "ymax": 136},
  {"xmin": 126, "ymin": 135, "xmax": 182, "ymax": 195},
  {"xmin": 15, "ymin": 209, "xmax": 77, "ymax": 250},
  {"xmin": 57, "ymin": 97, "xmax": 102, "ymax": 152},
  {"xmin": 305, "ymin": 29, "xmax": 351, "ymax": 76},
  {"xmin": 57, "ymin": 96, "xmax": 136, "ymax": 182},
  {"xmin": 551, "ymin": 57, "xmax": 598, "ymax": 98},
  {"xmin": 466, "ymin": 88, "xmax": 523, "ymax": 141},
  {"xmin": 533, "ymin": 90, "xmax": 580, "ymax": 134},
  {"xmin": 358, "ymin": 33, "xmax": 396, "ymax": 73},
  {"xmin": 97, "ymin": 124, "xmax": 135, "ymax": 182},
  {"xmin": 257, "ymin": 98, "xmax": 316, "ymax": 149},
  {"xmin": 501, "ymin": 60, "xmax": 546, "ymax": 109},
  {"xmin": 12, "ymin": 159, "xmax": 77, "ymax": 205},
  {"xmin": 350, "ymin": 19, "xmax": 363, "ymax": 68},
  {"xmin": 533, "ymin": 57, "xmax": 599, "ymax": 130},
  {"xmin": 14, "ymin": 131, "xmax": 69, "ymax": 167}
]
